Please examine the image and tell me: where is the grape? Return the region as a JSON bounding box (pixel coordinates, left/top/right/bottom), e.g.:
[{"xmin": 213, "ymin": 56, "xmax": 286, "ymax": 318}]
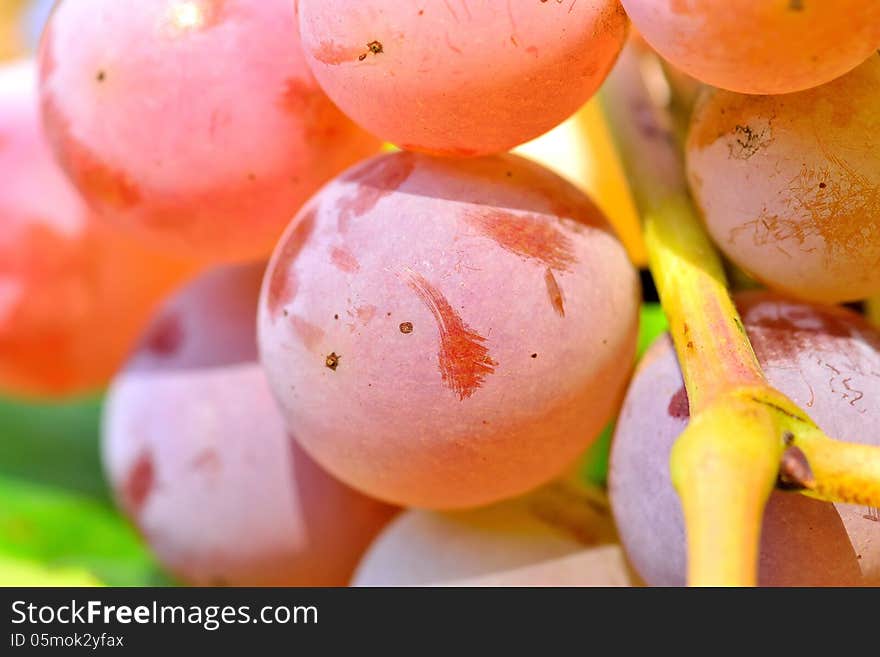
[
  {"xmin": 258, "ymin": 151, "xmax": 640, "ymax": 509},
  {"xmin": 621, "ymin": 0, "xmax": 880, "ymax": 94},
  {"xmin": 296, "ymin": 0, "xmax": 627, "ymax": 157},
  {"xmin": 103, "ymin": 263, "xmax": 397, "ymax": 586},
  {"xmin": 353, "ymin": 482, "xmax": 631, "ymax": 586},
  {"xmin": 686, "ymin": 55, "xmax": 880, "ymax": 304},
  {"xmin": 0, "ymin": 60, "xmax": 192, "ymax": 397},
  {"xmin": 39, "ymin": 0, "xmax": 381, "ymax": 263},
  {"xmin": 610, "ymin": 292, "xmax": 880, "ymax": 586}
]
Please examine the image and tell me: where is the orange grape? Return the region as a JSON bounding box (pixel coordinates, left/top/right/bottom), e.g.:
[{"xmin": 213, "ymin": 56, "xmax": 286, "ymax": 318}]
[
  {"xmin": 687, "ymin": 55, "xmax": 880, "ymax": 303},
  {"xmin": 622, "ymin": 0, "xmax": 880, "ymax": 94}
]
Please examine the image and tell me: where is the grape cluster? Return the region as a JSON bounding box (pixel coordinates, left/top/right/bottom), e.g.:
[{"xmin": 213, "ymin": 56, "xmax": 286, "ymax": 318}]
[{"xmin": 2, "ymin": 0, "xmax": 878, "ymax": 585}]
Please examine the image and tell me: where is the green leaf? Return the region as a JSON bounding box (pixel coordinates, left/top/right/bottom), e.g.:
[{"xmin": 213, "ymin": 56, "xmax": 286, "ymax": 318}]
[
  {"xmin": 637, "ymin": 302, "xmax": 669, "ymax": 358},
  {"xmin": 0, "ymin": 475, "xmax": 172, "ymax": 586},
  {"xmin": 0, "ymin": 393, "xmax": 110, "ymax": 501},
  {"xmin": 0, "ymin": 554, "xmax": 104, "ymax": 587}
]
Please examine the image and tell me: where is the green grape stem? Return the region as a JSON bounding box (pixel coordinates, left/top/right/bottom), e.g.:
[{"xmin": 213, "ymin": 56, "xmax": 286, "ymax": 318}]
[{"xmin": 600, "ymin": 44, "xmax": 880, "ymax": 586}]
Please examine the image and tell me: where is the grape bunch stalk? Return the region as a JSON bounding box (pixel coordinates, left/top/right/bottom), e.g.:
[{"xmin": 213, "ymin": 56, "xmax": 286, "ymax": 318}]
[{"xmin": 602, "ymin": 46, "xmax": 880, "ymax": 586}]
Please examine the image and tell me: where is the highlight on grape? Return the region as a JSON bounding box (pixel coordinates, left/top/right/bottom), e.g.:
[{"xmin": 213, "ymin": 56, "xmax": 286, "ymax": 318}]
[{"xmin": 0, "ymin": 0, "xmax": 878, "ymax": 591}]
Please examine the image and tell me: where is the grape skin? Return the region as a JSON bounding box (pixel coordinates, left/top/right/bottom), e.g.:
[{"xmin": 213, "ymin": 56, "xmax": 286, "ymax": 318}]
[
  {"xmin": 103, "ymin": 264, "xmax": 397, "ymax": 586},
  {"xmin": 687, "ymin": 55, "xmax": 880, "ymax": 304},
  {"xmin": 610, "ymin": 292, "xmax": 880, "ymax": 586},
  {"xmin": 622, "ymin": 0, "xmax": 880, "ymax": 94},
  {"xmin": 297, "ymin": 0, "xmax": 627, "ymax": 157},
  {"xmin": 353, "ymin": 483, "xmax": 631, "ymax": 587},
  {"xmin": 0, "ymin": 60, "xmax": 192, "ymax": 397},
  {"xmin": 39, "ymin": 0, "xmax": 381, "ymax": 263},
  {"xmin": 258, "ymin": 152, "xmax": 640, "ymax": 509}
]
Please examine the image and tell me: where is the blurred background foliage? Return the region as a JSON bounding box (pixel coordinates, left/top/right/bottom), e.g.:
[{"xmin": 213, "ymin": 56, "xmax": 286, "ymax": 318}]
[{"xmin": 0, "ymin": 0, "xmax": 667, "ymax": 587}]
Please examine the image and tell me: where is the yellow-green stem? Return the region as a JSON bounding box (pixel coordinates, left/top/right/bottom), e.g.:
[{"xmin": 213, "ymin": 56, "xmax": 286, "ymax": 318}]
[
  {"xmin": 601, "ymin": 45, "xmax": 880, "ymax": 585},
  {"xmin": 600, "ymin": 47, "xmax": 765, "ymax": 413},
  {"xmin": 600, "ymin": 45, "xmax": 780, "ymax": 586},
  {"xmin": 670, "ymin": 395, "xmax": 781, "ymax": 585},
  {"xmin": 794, "ymin": 429, "xmax": 880, "ymax": 505}
]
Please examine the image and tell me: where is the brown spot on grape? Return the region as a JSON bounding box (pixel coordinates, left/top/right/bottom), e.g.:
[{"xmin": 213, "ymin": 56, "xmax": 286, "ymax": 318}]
[
  {"xmin": 325, "ymin": 352, "xmax": 340, "ymax": 370},
  {"xmin": 531, "ymin": 353, "xmax": 538, "ymax": 358},
  {"xmin": 406, "ymin": 270, "xmax": 497, "ymax": 400},
  {"xmin": 667, "ymin": 385, "xmax": 690, "ymax": 419},
  {"xmin": 463, "ymin": 208, "xmax": 577, "ymax": 271},
  {"xmin": 124, "ymin": 452, "xmax": 155, "ymax": 515},
  {"xmin": 400, "ymin": 322, "xmax": 413, "ymax": 334},
  {"xmin": 144, "ymin": 313, "xmax": 183, "ymax": 357},
  {"xmin": 688, "ymin": 93, "xmax": 777, "ymax": 151},
  {"xmin": 336, "ymin": 154, "xmax": 415, "ymax": 232},
  {"xmin": 330, "ymin": 246, "xmax": 360, "ymax": 273},
  {"xmin": 267, "ymin": 208, "xmax": 317, "ymax": 321},
  {"xmin": 728, "ymin": 123, "xmax": 772, "ymax": 160},
  {"xmin": 291, "ymin": 315, "xmax": 325, "ymax": 351},
  {"xmin": 367, "ymin": 40, "xmax": 383, "ymax": 55},
  {"xmin": 544, "ymin": 268, "xmax": 565, "ymax": 317},
  {"xmin": 96, "ymin": 70, "xmax": 106, "ymax": 82}
]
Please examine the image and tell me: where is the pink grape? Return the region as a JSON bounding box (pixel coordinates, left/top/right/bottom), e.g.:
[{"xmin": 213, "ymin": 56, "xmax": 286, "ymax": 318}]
[
  {"xmin": 103, "ymin": 264, "xmax": 396, "ymax": 586},
  {"xmin": 258, "ymin": 151, "xmax": 640, "ymax": 509},
  {"xmin": 353, "ymin": 482, "xmax": 631, "ymax": 586},
  {"xmin": 610, "ymin": 292, "xmax": 880, "ymax": 586},
  {"xmin": 39, "ymin": 0, "xmax": 381, "ymax": 263},
  {"xmin": 297, "ymin": 0, "xmax": 628, "ymax": 156},
  {"xmin": 687, "ymin": 55, "xmax": 880, "ymax": 304},
  {"xmin": 0, "ymin": 60, "xmax": 193, "ymax": 397},
  {"xmin": 622, "ymin": 0, "xmax": 880, "ymax": 94}
]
